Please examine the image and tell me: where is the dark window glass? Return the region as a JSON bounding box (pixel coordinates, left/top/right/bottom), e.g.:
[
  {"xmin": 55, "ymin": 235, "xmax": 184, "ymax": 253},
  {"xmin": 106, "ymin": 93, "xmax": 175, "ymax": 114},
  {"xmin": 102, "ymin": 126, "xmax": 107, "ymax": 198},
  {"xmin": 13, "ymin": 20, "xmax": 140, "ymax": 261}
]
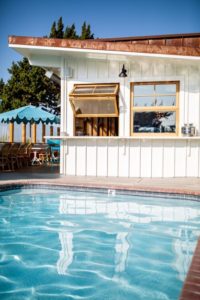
[{"xmin": 133, "ymin": 111, "xmax": 176, "ymax": 133}]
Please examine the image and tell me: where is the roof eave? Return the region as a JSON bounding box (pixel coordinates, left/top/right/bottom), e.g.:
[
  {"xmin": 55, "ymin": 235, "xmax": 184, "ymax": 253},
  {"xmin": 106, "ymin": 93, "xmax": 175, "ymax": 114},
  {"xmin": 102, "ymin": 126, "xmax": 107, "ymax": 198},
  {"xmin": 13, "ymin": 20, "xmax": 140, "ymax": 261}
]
[{"xmin": 9, "ymin": 42, "xmax": 200, "ymax": 63}]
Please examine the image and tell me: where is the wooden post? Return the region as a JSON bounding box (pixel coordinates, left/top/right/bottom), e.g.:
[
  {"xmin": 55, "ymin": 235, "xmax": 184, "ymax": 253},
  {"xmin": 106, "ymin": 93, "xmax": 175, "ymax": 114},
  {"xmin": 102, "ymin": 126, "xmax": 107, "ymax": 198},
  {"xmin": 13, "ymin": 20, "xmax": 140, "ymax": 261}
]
[
  {"xmin": 57, "ymin": 127, "xmax": 60, "ymax": 136},
  {"xmin": 92, "ymin": 118, "xmax": 98, "ymax": 136},
  {"xmin": 31, "ymin": 123, "xmax": 37, "ymax": 143},
  {"xmin": 21, "ymin": 123, "xmax": 26, "ymax": 143},
  {"xmin": 50, "ymin": 125, "xmax": 53, "ymax": 136},
  {"xmin": 9, "ymin": 122, "xmax": 14, "ymax": 143},
  {"xmin": 42, "ymin": 124, "xmax": 46, "ymax": 143},
  {"xmin": 86, "ymin": 118, "xmax": 92, "ymax": 136}
]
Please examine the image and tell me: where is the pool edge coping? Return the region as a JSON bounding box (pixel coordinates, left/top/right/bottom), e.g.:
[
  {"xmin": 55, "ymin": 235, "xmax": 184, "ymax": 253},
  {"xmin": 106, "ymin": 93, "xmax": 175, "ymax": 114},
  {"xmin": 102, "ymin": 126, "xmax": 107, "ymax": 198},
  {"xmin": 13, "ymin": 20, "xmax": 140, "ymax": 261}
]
[{"xmin": 0, "ymin": 181, "xmax": 200, "ymax": 201}]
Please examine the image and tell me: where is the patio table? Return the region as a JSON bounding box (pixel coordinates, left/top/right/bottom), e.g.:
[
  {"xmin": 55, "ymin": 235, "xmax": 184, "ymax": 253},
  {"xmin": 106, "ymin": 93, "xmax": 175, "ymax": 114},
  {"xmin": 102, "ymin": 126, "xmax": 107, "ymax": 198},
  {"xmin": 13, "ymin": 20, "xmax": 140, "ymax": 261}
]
[{"xmin": 31, "ymin": 144, "xmax": 50, "ymax": 165}]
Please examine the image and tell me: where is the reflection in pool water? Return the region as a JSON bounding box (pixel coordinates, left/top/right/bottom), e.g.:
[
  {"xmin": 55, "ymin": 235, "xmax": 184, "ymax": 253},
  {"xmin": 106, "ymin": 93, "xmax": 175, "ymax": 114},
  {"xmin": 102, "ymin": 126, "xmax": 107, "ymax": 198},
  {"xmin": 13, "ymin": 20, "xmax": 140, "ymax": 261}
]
[{"xmin": 0, "ymin": 189, "xmax": 200, "ymax": 300}]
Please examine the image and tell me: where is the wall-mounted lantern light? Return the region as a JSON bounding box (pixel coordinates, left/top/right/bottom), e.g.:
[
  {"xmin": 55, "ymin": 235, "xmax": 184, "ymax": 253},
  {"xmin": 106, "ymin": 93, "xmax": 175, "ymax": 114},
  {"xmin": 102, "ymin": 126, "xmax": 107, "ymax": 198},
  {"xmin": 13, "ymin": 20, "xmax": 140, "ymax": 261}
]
[{"xmin": 119, "ymin": 64, "xmax": 127, "ymax": 77}]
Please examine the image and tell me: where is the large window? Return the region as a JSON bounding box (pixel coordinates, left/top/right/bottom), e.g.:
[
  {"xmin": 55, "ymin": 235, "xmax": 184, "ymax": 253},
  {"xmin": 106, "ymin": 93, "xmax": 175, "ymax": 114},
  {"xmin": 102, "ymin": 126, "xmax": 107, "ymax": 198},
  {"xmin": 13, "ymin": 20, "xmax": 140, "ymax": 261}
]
[{"xmin": 131, "ymin": 81, "xmax": 179, "ymax": 135}]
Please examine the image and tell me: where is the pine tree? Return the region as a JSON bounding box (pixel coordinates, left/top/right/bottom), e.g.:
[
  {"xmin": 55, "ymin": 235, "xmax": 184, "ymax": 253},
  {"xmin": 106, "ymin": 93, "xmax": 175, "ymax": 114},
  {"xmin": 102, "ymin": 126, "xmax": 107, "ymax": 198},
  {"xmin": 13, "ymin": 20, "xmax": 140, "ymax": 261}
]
[
  {"xmin": 49, "ymin": 18, "xmax": 94, "ymax": 40},
  {"xmin": 49, "ymin": 21, "xmax": 57, "ymax": 38},
  {"xmin": 63, "ymin": 24, "xmax": 77, "ymax": 39},
  {"xmin": 0, "ymin": 58, "xmax": 60, "ymax": 112},
  {"xmin": 0, "ymin": 79, "xmax": 5, "ymax": 112},
  {"xmin": 80, "ymin": 21, "xmax": 87, "ymax": 39},
  {"xmin": 86, "ymin": 24, "xmax": 94, "ymax": 39},
  {"xmin": 56, "ymin": 17, "xmax": 64, "ymax": 39},
  {"xmin": 80, "ymin": 21, "xmax": 94, "ymax": 39},
  {"xmin": 0, "ymin": 78, "xmax": 4, "ymax": 96}
]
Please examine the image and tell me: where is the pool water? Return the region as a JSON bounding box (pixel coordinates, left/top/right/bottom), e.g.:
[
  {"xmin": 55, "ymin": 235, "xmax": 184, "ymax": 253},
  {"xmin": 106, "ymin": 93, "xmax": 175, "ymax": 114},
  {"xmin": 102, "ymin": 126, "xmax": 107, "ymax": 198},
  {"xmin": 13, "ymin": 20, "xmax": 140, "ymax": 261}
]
[{"xmin": 0, "ymin": 188, "xmax": 200, "ymax": 300}]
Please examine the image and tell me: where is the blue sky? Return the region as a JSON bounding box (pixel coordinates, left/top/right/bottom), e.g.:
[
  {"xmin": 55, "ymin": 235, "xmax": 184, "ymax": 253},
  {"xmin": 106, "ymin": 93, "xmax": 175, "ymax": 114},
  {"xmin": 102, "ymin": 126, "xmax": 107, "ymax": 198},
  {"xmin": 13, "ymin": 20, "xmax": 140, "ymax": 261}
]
[{"xmin": 0, "ymin": 0, "xmax": 199, "ymax": 82}]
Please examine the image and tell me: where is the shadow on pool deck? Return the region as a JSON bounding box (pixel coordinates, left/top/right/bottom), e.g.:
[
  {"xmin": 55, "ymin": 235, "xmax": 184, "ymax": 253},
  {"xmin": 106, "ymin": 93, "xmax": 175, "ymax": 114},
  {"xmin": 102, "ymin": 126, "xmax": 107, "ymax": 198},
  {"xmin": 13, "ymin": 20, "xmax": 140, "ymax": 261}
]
[
  {"xmin": 1, "ymin": 164, "xmax": 200, "ymax": 195},
  {"xmin": 0, "ymin": 164, "xmax": 60, "ymax": 180}
]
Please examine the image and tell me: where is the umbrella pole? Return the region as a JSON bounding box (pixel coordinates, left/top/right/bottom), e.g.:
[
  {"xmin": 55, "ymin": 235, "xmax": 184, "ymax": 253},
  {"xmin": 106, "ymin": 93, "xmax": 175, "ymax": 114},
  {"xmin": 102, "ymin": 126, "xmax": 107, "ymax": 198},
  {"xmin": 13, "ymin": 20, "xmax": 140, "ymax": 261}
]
[
  {"xmin": 31, "ymin": 123, "xmax": 37, "ymax": 143},
  {"xmin": 22, "ymin": 123, "xmax": 26, "ymax": 143},
  {"xmin": 50, "ymin": 125, "xmax": 53, "ymax": 136},
  {"xmin": 9, "ymin": 122, "xmax": 14, "ymax": 143},
  {"xmin": 42, "ymin": 124, "xmax": 46, "ymax": 143}
]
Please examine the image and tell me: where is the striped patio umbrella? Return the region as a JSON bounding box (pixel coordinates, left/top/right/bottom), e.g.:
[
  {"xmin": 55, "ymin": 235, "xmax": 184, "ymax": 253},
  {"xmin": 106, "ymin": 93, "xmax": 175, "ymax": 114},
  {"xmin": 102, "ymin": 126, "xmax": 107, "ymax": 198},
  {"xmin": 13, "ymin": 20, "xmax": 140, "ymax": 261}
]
[{"xmin": 0, "ymin": 105, "xmax": 60, "ymax": 143}]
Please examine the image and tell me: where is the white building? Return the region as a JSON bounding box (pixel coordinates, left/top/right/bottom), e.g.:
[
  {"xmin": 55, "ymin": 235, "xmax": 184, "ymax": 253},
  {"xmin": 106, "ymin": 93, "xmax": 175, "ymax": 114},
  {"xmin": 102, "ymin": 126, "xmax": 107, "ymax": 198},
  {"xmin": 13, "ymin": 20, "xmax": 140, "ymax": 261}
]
[{"xmin": 9, "ymin": 33, "xmax": 200, "ymax": 177}]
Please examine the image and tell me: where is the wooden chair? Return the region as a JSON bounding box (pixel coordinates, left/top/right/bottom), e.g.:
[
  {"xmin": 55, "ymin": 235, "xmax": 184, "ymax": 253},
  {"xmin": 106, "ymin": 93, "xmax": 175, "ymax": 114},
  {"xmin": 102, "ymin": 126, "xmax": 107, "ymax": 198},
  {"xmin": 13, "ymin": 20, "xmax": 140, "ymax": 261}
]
[
  {"xmin": 8, "ymin": 143, "xmax": 21, "ymax": 170},
  {"xmin": 18, "ymin": 143, "xmax": 32, "ymax": 167},
  {"xmin": 0, "ymin": 143, "xmax": 12, "ymax": 171}
]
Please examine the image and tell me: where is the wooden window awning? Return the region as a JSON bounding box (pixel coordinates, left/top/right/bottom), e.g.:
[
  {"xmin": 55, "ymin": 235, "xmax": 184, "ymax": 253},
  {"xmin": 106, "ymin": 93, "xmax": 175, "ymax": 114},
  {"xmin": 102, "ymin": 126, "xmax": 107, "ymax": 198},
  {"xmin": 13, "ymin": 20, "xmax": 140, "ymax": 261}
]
[{"xmin": 69, "ymin": 83, "xmax": 119, "ymax": 117}]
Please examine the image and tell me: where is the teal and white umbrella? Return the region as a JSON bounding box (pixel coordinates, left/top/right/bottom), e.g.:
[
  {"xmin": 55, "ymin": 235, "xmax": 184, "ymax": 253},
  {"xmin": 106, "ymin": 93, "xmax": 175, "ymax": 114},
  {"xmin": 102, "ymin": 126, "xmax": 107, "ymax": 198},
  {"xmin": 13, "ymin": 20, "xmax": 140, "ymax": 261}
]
[
  {"xmin": 0, "ymin": 105, "xmax": 60, "ymax": 124},
  {"xmin": 0, "ymin": 105, "xmax": 60, "ymax": 143}
]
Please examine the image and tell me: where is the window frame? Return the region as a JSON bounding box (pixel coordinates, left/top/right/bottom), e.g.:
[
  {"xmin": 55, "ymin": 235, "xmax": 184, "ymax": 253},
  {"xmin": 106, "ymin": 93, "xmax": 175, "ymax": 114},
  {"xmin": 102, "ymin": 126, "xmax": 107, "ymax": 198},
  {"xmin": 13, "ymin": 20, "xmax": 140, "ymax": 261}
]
[
  {"xmin": 130, "ymin": 81, "xmax": 180, "ymax": 136},
  {"xmin": 69, "ymin": 83, "xmax": 119, "ymax": 118}
]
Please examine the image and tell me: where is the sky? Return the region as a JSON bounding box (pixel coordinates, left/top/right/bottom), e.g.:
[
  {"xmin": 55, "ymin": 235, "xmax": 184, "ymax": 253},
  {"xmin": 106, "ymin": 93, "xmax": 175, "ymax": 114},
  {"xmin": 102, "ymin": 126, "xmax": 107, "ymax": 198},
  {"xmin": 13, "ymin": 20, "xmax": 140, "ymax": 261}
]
[{"xmin": 0, "ymin": 0, "xmax": 200, "ymax": 82}]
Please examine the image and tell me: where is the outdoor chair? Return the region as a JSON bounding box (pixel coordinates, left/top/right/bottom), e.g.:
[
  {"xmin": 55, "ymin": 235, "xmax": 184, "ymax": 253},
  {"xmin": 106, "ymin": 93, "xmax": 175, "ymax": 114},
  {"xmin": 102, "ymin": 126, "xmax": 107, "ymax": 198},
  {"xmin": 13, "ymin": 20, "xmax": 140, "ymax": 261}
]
[
  {"xmin": 38, "ymin": 144, "xmax": 51, "ymax": 165},
  {"xmin": 47, "ymin": 139, "xmax": 60, "ymax": 164},
  {"xmin": 0, "ymin": 143, "xmax": 12, "ymax": 171},
  {"xmin": 50, "ymin": 149, "xmax": 60, "ymax": 163},
  {"xmin": 31, "ymin": 143, "xmax": 50, "ymax": 165},
  {"xmin": 17, "ymin": 143, "xmax": 32, "ymax": 167},
  {"xmin": 8, "ymin": 143, "xmax": 22, "ymax": 170}
]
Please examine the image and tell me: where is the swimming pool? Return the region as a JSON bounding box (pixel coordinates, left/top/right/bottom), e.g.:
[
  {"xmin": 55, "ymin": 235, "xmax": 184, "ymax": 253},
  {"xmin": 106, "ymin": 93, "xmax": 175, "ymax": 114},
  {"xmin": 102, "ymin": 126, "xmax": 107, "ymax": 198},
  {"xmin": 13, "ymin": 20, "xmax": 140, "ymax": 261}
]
[{"xmin": 0, "ymin": 187, "xmax": 200, "ymax": 300}]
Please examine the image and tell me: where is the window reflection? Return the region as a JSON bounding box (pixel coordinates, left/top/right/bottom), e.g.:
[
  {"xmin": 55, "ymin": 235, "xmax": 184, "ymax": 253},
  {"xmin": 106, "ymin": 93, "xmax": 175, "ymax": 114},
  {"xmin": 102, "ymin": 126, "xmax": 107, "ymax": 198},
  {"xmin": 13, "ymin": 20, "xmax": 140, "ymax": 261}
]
[
  {"xmin": 132, "ymin": 82, "xmax": 179, "ymax": 135},
  {"xmin": 155, "ymin": 84, "xmax": 176, "ymax": 94},
  {"xmin": 133, "ymin": 111, "xmax": 176, "ymax": 133},
  {"xmin": 134, "ymin": 96, "xmax": 176, "ymax": 107}
]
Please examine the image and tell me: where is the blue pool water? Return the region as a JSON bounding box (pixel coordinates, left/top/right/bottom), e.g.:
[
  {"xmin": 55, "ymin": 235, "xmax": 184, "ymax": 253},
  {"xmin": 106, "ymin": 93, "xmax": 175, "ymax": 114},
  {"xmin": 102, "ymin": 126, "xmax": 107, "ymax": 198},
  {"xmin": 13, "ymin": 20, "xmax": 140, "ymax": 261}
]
[{"xmin": 0, "ymin": 188, "xmax": 200, "ymax": 300}]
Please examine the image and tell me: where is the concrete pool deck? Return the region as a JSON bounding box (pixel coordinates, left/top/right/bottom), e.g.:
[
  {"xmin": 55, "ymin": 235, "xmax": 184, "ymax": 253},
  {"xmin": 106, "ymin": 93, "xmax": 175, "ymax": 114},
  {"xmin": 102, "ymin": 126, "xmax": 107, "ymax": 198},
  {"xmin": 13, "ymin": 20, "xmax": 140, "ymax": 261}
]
[
  {"xmin": 1, "ymin": 165, "xmax": 200, "ymax": 196},
  {"xmin": 0, "ymin": 165, "xmax": 200, "ymax": 300}
]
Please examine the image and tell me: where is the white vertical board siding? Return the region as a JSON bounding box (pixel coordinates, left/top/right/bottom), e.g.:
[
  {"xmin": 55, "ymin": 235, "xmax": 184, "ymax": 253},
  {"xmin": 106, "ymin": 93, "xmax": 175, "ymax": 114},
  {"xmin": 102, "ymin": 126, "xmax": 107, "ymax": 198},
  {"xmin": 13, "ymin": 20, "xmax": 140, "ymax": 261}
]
[
  {"xmin": 151, "ymin": 140, "xmax": 163, "ymax": 178},
  {"xmin": 152, "ymin": 62, "xmax": 165, "ymax": 77},
  {"xmin": 176, "ymin": 64, "xmax": 188, "ymax": 124},
  {"xmin": 86, "ymin": 139, "xmax": 97, "ymax": 176},
  {"xmin": 188, "ymin": 66, "xmax": 200, "ymax": 132},
  {"xmin": 96, "ymin": 139, "xmax": 108, "ymax": 176},
  {"xmin": 165, "ymin": 63, "xmax": 176, "ymax": 77},
  {"xmin": 77, "ymin": 59, "xmax": 87, "ymax": 79},
  {"xmin": 174, "ymin": 140, "xmax": 187, "ymax": 177},
  {"xmin": 76, "ymin": 140, "xmax": 86, "ymax": 176},
  {"xmin": 163, "ymin": 140, "xmax": 175, "ymax": 178},
  {"xmin": 140, "ymin": 140, "xmax": 152, "ymax": 177},
  {"xmin": 108, "ymin": 61, "xmax": 119, "ymax": 79},
  {"xmin": 97, "ymin": 61, "xmax": 108, "ymax": 79},
  {"xmin": 66, "ymin": 140, "xmax": 76, "ymax": 176},
  {"xmin": 129, "ymin": 140, "xmax": 141, "ymax": 177},
  {"xmin": 118, "ymin": 139, "xmax": 129, "ymax": 177},
  {"xmin": 186, "ymin": 141, "xmax": 199, "ymax": 177},
  {"xmin": 63, "ymin": 138, "xmax": 200, "ymax": 177},
  {"xmin": 130, "ymin": 62, "xmax": 141, "ymax": 77},
  {"xmin": 140, "ymin": 61, "xmax": 152, "ymax": 77},
  {"xmin": 87, "ymin": 61, "xmax": 98, "ymax": 79},
  {"xmin": 107, "ymin": 139, "xmax": 118, "ymax": 176}
]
